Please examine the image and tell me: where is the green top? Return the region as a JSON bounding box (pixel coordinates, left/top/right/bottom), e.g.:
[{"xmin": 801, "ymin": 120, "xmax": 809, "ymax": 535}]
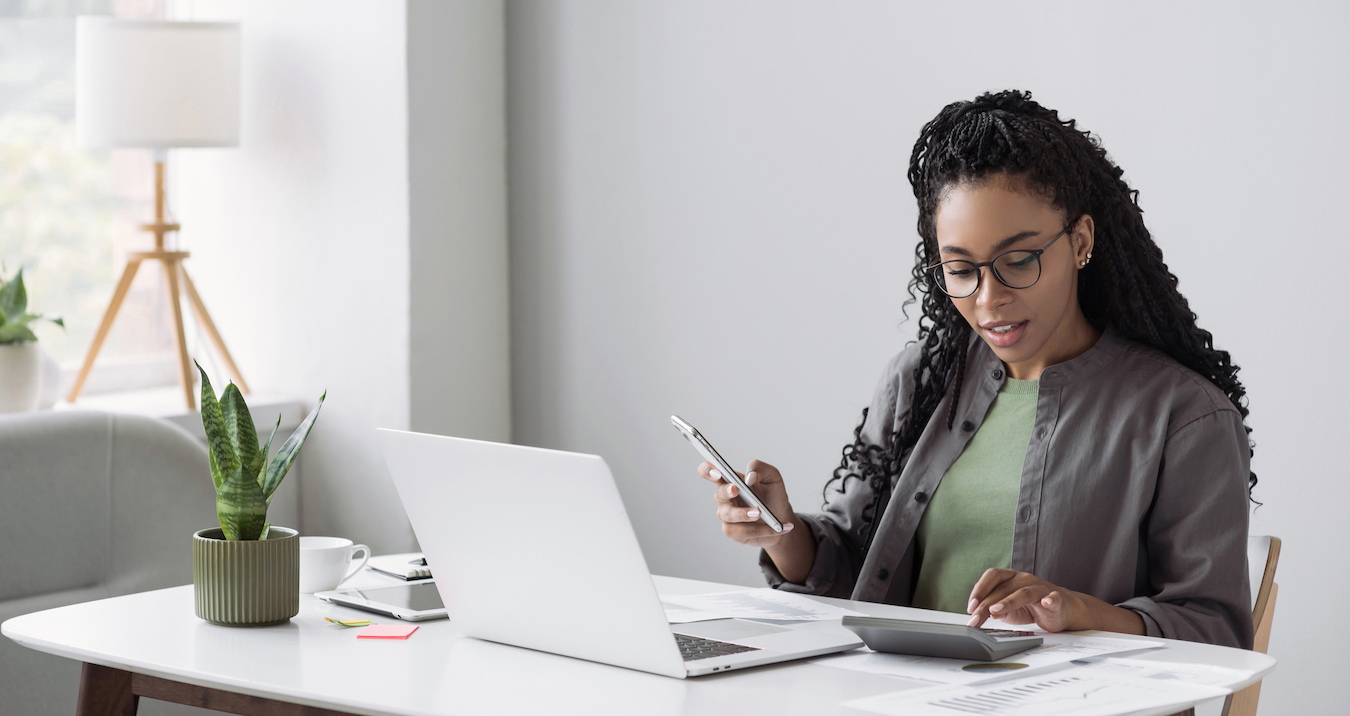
[{"xmin": 911, "ymin": 376, "xmax": 1038, "ymax": 613}]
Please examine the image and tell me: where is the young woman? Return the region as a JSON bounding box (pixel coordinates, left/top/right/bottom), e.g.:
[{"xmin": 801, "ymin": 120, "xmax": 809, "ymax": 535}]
[{"xmin": 697, "ymin": 90, "xmax": 1256, "ymax": 649}]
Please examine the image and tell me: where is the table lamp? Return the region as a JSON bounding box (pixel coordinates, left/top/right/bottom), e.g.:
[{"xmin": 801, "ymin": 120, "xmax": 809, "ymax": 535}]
[{"xmin": 68, "ymin": 17, "xmax": 247, "ymax": 410}]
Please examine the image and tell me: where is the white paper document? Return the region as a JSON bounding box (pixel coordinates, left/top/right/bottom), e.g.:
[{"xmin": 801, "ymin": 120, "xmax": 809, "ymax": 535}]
[
  {"xmin": 1083, "ymin": 657, "xmax": 1252, "ymax": 688},
  {"xmin": 661, "ymin": 589, "xmax": 866, "ymax": 623},
  {"xmin": 844, "ymin": 660, "xmax": 1229, "ymax": 716},
  {"xmin": 811, "ymin": 634, "xmax": 1162, "ymax": 685}
]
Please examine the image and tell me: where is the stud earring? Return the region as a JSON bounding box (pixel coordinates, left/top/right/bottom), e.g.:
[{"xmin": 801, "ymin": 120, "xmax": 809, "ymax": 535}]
[{"xmin": 1080, "ymin": 261, "xmax": 1087, "ymax": 267}]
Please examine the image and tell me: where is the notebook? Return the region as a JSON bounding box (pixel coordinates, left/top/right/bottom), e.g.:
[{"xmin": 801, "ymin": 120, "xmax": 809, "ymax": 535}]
[{"xmin": 367, "ymin": 552, "xmax": 433, "ymax": 580}]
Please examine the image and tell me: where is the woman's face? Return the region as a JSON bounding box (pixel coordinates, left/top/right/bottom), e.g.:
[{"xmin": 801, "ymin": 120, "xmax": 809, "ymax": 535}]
[{"xmin": 933, "ymin": 176, "xmax": 1097, "ymax": 379}]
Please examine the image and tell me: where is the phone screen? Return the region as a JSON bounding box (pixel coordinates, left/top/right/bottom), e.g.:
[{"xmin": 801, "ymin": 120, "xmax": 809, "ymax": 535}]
[{"xmin": 670, "ymin": 415, "xmax": 784, "ymax": 532}]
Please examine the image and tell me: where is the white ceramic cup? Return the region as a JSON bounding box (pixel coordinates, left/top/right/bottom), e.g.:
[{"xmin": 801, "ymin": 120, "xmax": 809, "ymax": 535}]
[{"xmin": 298, "ymin": 536, "xmax": 370, "ymax": 594}]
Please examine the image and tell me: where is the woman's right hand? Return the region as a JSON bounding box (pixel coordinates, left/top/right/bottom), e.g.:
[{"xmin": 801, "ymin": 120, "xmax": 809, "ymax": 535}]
[
  {"xmin": 697, "ymin": 459, "xmax": 817, "ymax": 583},
  {"xmin": 697, "ymin": 459, "xmax": 796, "ymax": 548}
]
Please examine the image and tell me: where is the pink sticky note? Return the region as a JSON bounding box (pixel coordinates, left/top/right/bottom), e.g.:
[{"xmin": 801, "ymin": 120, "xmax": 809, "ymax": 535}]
[{"xmin": 356, "ymin": 624, "xmax": 419, "ymax": 640}]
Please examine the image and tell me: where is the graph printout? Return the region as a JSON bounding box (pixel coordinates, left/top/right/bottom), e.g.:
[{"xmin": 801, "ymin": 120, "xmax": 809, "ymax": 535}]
[{"xmin": 844, "ymin": 661, "xmax": 1230, "ymax": 715}]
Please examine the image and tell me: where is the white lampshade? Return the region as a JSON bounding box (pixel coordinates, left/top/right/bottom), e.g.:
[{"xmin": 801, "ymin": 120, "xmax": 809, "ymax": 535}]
[{"xmin": 76, "ymin": 18, "xmax": 240, "ymax": 149}]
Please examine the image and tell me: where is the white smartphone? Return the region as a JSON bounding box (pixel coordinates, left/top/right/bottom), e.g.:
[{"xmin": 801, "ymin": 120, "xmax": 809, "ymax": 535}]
[
  {"xmin": 670, "ymin": 414, "xmax": 784, "ymax": 533},
  {"xmin": 315, "ymin": 580, "xmax": 449, "ymax": 622}
]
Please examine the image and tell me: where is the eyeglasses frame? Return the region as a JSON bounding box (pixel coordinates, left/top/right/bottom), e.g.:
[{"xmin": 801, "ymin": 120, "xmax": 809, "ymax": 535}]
[{"xmin": 926, "ymin": 222, "xmax": 1075, "ymax": 299}]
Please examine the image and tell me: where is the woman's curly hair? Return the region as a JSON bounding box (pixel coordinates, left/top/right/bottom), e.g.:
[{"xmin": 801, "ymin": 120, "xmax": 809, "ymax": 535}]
[{"xmin": 824, "ymin": 90, "xmax": 1257, "ymax": 552}]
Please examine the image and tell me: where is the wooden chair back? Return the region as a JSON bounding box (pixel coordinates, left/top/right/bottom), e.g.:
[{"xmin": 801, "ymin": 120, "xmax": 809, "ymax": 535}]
[{"xmin": 1224, "ymin": 535, "xmax": 1281, "ymax": 716}]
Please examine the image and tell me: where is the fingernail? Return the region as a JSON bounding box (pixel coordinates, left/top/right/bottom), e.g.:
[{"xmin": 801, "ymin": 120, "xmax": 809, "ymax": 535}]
[
  {"xmin": 968, "ymin": 599, "xmax": 978, "ymax": 613},
  {"xmin": 990, "ymin": 604, "xmax": 1003, "ymax": 613},
  {"xmin": 746, "ymin": 510, "xmax": 760, "ymax": 519},
  {"xmin": 783, "ymin": 523, "xmax": 794, "ymax": 531},
  {"xmin": 710, "ymin": 468, "xmax": 722, "ymax": 480},
  {"xmin": 745, "ymin": 471, "xmax": 757, "ymax": 486},
  {"xmin": 966, "ymin": 616, "xmax": 979, "ymax": 627},
  {"xmin": 1042, "ymin": 597, "xmax": 1053, "ymax": 607},
  {"xmin": 728, "ymin": 485, "xmax": 738, "ymax": 497}
]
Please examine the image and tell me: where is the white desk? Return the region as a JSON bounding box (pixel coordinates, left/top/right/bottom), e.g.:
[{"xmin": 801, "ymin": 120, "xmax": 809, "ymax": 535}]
[{"xmin": 2, "ymin": 572, "xmax": 1274, "ymax": 716}]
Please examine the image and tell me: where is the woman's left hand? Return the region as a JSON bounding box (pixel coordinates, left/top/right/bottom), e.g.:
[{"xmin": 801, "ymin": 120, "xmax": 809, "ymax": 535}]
[
  {"xmin": 965, "ymin": 568, "xmax": 1081, "ymax": 631},
  {"xmin": 965, "ymin": 568, "xmax": 1147, "ymax": 636}
]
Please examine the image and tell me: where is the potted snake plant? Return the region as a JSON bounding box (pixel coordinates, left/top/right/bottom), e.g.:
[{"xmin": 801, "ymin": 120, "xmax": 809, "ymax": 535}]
[{"xmin": 193, "ymin": 362, "xmax": 325, "ymax": 626}]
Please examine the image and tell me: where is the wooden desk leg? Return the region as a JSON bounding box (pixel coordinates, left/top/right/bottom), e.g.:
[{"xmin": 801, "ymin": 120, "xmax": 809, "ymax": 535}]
[
  {"xmin": 130, "ymin": 672, "xmax": 358, "ymax": 716},
  {"xmin": 77, "ymin": 663, "xmax": 138, "ymax": 716}
]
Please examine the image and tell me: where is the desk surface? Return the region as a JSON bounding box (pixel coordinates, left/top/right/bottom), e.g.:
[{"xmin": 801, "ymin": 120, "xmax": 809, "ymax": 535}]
[{"xmin": 3, "ymin": 572, "xmax": 1274, "ymax": 716}]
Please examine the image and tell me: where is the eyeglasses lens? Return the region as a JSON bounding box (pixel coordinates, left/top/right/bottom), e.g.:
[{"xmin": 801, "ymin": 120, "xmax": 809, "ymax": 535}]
[
  {"xmin": 993, "ymin": 251, "xmax": 1042, "ymax": 289},
  {"xmin": 932, "ymin": 262, "xmax": 977, "ymax": 297}
]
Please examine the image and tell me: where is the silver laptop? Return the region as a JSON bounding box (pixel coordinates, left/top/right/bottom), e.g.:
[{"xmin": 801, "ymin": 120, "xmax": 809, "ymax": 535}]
[{"xmin": 376, "ymin": 429, "xmax": 862, "ymax": 678}]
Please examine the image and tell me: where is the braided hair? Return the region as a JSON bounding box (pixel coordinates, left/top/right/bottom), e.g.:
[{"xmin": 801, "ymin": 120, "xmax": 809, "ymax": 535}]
[{"xmin": 824, "ymin": 90, "xmax": 1257, "ymax": 551}]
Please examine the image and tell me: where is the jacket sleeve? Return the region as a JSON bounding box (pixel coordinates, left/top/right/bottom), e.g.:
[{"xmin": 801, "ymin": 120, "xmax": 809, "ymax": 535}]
[
  {"xmin": 760, "ymin": 348, "xmax": 913, "ymax": 598},
  {"xmin": 1116, "ymin": 409, "xmax": 1255, "ymax": 649}
]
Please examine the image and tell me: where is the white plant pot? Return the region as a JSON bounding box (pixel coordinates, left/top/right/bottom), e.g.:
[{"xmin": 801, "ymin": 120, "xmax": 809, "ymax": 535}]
[
  {"xmin": 0, "ymin": 342, "xmax": 41, "ymax": 413},
  {"xmin": 35, "ymin": 346, "xmax": 61, "ymax": 410}
]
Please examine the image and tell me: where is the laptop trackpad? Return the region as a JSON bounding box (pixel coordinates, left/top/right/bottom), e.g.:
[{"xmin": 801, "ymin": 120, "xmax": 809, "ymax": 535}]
[{"xmin": 674, "ymin": 619, "xmax": 790, "ymax": 642}]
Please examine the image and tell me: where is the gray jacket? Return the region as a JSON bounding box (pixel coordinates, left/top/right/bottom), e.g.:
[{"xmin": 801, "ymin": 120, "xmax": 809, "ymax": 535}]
[{"xmin": 762, "ymin": 327, "xmax": 1255, "ymax": 649}]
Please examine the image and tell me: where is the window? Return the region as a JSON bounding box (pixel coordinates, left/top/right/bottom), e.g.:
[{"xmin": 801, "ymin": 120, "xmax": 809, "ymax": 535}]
[{"xmin": 0, "ymin": 0, "xmax": 183, "ymax": 395}]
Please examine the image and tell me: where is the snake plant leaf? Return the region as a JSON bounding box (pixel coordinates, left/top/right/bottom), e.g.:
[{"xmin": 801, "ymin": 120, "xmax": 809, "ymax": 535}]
[
  {"xmin": 262, "ymin": 390, "xmax": 325, "ymax": 501},
  {"xmin": 0, "ymin": 267, "xmax": 26, "ymax": 320},
  {"xmin": 197, "ymin": 361, "xmax": 240, "ymax": 489},
  {"xmin": 251, "ymin": 414, "xmax": 280, "ymax": 481},
  {"xmin": 258, "ymin": 524, "xmax": 271, "ymax": 541},
  {"xmin": 208, "ymin": 444, "xmax": 221, "ymax": 492},
  {"xmin": 51, "ymin": 316, "xmax": 64, "ymax": 328},
  {"xmin": 216, "ymin": 462, "xmax": 269, "ymax": 540},
  {"xmin": 221, "ymin": 383, "xmax": 259, "ymax": 481}
]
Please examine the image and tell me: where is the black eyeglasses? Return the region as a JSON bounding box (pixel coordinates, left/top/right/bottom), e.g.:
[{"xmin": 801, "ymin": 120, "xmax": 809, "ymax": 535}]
[{"xmin": 926, "ymin": 224, "xmax": 1071, "ymax": 299}]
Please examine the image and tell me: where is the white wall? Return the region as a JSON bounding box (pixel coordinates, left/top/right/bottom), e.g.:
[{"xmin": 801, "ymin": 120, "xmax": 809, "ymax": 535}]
[
  {"xmin": 172, "ymin": 0, "xmax": 512, "ymax": 555},
  {"xmin": 408, "ymin": 0, "xmax": 511, "ymax": 443},
  {"xmin": 506, "ymin": 2, "xmax": 1350, "ymax": 714},
  {"xmin": 175, "ymin": 0, "xmax": 415, "ymax": 554}
]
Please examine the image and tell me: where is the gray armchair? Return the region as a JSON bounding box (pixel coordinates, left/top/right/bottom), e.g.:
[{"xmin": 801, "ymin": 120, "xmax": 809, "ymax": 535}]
[{"xmin": 0, "ymin": 410, "xmax": 299, "ymax": 716}]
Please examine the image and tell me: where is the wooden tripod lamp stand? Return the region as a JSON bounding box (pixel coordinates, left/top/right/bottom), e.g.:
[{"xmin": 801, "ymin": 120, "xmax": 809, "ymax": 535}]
[{"xmin": 70, "ymin": 18, "xmax": 246, "ymax": 410}]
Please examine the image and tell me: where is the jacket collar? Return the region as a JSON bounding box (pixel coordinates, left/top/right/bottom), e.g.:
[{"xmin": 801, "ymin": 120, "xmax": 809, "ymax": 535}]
[{"xmin": 969, "ymin": 324, "xmax": 1125, "ymax": 388}]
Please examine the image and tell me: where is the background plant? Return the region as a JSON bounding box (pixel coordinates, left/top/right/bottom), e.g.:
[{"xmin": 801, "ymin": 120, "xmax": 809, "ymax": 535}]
[
  {"xmin": 198, "ymin": 363, "xmax": 325, "ymax": 540},
  {"xmin": 0, "ymin": 267, "xmax": 63, "ymax": 344}
]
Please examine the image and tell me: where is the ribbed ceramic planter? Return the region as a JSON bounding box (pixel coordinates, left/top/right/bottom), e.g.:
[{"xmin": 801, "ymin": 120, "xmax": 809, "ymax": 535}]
[{"xmin": 193, "ymin": 526, "xmax": 300, "ymax": 626}]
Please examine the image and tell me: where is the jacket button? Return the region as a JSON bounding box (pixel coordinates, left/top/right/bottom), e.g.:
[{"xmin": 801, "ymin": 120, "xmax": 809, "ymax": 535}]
[
  {"xmin": 914, "ymin": 491, "xmax": 928, "ymax": 504},
  {"xmin": 961, "ymin": 420, "xmax": 974, "ymax": 432},
  {"xmin": 877, "ymin": 569, "xmax": 890, "ymax": 580},
  {"xmin": 992, "ymin": 368, "xmax": 1003, "ymax": 381}
]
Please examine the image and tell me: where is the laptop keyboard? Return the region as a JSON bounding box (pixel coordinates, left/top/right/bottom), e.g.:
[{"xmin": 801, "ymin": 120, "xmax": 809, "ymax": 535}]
[{"xmin": 675, "ymin": 633, "xmax": 761, "ymax": 662}]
